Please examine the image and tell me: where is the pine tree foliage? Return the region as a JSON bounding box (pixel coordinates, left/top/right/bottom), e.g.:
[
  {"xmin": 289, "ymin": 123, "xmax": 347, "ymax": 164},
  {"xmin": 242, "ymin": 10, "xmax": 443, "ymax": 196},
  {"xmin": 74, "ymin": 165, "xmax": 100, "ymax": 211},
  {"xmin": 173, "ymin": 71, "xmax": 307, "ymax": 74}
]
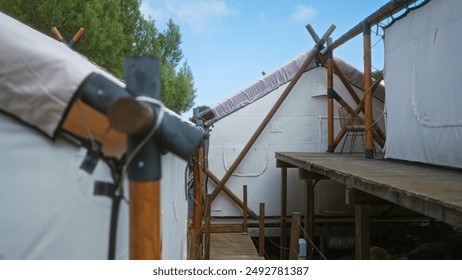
[{"xmin": 0, "ymin": 0, "xmax": 196, "ymax": 113}]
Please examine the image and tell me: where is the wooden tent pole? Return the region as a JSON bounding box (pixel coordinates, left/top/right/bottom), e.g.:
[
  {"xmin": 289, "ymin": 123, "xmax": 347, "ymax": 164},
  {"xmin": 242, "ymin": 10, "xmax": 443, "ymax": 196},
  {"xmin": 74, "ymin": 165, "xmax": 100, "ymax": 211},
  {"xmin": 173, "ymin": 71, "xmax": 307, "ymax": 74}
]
[
  {"xmin": 130, "ymin": 181, "xmax": 161, "ymax": 259},
  {"xmin": 363, "ymin": 21, "xmax": 374, "ymax": 159},
  {"xmin": 325, "ymin": 0, "xmax": 417, "ymax": 53},
  {"xmin": 332, "ymin": 60, "xmax": 362, "ymax": 104},
  {"xmin": 191, "ymin": 146, "xmax": 203, "ymax": 259}
]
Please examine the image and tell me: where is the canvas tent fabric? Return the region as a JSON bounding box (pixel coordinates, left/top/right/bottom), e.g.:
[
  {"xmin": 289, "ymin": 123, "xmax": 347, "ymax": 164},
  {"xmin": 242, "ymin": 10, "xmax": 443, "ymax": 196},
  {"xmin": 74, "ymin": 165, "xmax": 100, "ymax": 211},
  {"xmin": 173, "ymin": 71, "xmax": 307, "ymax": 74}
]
[
  {"xmin": 0, "ymin": 12, "xmax": 190, "ymax": 259},
  {"xmin": 209, "ymin": 50, "xmax": 384, "ymax": 123},
  {"xmin": 0, "ymin": 12, "xmax": 123, "ymax": 138},
  {"xmin": 0, "ymin": 112, "xmax": 130, "ymax": 259},
  {"xmin": 384, "ymin": 0, "xmax": 462, "ymax": 168},
  {"xmin": 206, "ymin": 51, "xmax": 386, "ymax": 216}
]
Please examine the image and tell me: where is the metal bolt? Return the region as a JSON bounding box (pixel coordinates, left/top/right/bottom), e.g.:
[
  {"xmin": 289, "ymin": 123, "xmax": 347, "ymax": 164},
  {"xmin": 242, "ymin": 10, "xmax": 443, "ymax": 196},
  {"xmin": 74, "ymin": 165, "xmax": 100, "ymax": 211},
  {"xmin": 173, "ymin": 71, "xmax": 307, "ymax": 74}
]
[{"xmin": 137, "ymin": 161, "xmax": 145, "ymax": 168}]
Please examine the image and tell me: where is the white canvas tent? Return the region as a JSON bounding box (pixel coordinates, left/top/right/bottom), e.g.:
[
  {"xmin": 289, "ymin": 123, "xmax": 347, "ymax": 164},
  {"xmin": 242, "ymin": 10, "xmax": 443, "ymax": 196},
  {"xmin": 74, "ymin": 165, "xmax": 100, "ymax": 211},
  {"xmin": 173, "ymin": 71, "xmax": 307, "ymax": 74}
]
[
  {"xmin": 0, "ymin": 12, "xmax": 189, "ymax": 259},
  {"xmin": 203, "ymin": 50, "xmax": 385, "ymax": 217},
  {"xmin": 384, "ymin": 0, "xmax": 462, "ymax": 169}
]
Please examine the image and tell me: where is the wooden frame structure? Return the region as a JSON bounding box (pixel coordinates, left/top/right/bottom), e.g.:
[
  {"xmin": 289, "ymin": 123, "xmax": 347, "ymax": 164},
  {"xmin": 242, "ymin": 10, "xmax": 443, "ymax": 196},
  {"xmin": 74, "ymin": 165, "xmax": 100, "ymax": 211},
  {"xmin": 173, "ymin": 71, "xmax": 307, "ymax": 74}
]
[{"xmin": 191, "ymin": 0, "xmax": 418, "ymax": 260}]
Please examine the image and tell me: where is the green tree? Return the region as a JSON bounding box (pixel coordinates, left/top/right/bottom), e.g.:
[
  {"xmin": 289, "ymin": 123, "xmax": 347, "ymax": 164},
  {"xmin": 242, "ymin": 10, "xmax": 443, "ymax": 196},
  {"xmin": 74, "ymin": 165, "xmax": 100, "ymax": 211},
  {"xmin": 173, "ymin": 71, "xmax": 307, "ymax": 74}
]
[{"xmin": 0, "ymin": 0, "xmax": 196, "ymax": 114}]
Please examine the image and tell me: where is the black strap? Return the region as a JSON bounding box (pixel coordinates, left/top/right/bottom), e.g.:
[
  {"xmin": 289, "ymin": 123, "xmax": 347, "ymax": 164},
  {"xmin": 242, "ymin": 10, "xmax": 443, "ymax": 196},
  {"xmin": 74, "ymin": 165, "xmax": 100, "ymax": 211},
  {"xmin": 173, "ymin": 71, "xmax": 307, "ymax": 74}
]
[{"xmin": 94, "ymin": 181, "xmax": 123, "ymax": 260}]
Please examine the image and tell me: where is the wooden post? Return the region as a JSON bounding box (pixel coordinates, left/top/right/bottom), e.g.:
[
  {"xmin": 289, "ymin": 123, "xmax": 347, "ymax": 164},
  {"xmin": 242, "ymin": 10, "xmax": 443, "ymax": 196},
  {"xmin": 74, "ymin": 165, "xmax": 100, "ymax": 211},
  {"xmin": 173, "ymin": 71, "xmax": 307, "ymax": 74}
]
[
  {"xmin": 326, "ymin": 38, "xmax": 335, "ymax": 153},
  {"xmin": 259, "ymin": 203, "xmax": 265, "ymax": 258},
  {"xmin": 280, "ymin": 167, "xmax": 288, "ymax": 260},
  {"xmin": 204, "ymin": 194, "xmax": 212, "ymax": 260},
  {"xmin": 130, "ymin": 181, "xmax": 161, "ymax": 259},
  {"xmin": 355, "ymin": 205, "xmax": 370, "ymax": 260},
  {"xmin": 243, "ymin": 185, "xmax": 248, "ymax": 233},
  {"xmin": 191, "ymin": 146, "xmax": 203, "ymax": 259},
  {"xmin": 363, "ymin": 21, "xmax": 374, "ymax": 159},
  {"xmin": 289, "ymin": 212, "xmax": 301, "ymax": 260},
  {"xmin": 305, "ymin": 180, "xmax": 315, "ymax": 259}
]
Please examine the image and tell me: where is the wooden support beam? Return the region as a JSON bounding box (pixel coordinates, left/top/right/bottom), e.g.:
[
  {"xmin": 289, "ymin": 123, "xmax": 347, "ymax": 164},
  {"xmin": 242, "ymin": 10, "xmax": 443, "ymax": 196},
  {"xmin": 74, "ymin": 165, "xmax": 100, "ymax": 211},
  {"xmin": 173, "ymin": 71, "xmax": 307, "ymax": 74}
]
[
  {"xmin": 332, "ymin": 60, "xmax": 362, "ymax": 104},
  {"xmin": 346, "ymin": 186, "xmax": 390, "ymax": 206},
  {"xmin": 355, "ymin": 205, "xmax": 370, "ymax": 260},
  {"xmin": 305, "ymin": 180, "xmax": 315, "ymax": 259},
  {"xmin": 130, "ymin": 181, "xmax": 161, "ymax": 259},
  {"xmin": 289, "ymin": 212, "xmax": 301, "ymax": 260},
  {"xmin": 276, "ymin": 159, "xmax": 297, "ymax": 168},
  {"xmin": 191, "ymin": 146, "xmax": 203, "ymax": 260},
  {"xmin": 363, "ymin": 22, "xmax": 374, "ymax": 158},
  {"xmin": 259, "ymin": 203, "xmax": 265, "ymax": 258},
  {"xmin": 280, "ymin": 167, "xmax": 288, "ymax": 260},
  {"xmin": 299, "ymin": 169, "xmax": 328, "ymax": 180},
  {"xmin": 204, "ymin": 194, "xmax": 212, "ymax": 260},
  {"xmin": 203, "ymin": 168, "xmax": 253, "ymax": 217},
  {"xmin": 325, "ymin": 0, "xmax": 417, "ymax": 53},
  {"xmin": 243, "ymin": 185, "xmax": 248, "ymax": 233}
]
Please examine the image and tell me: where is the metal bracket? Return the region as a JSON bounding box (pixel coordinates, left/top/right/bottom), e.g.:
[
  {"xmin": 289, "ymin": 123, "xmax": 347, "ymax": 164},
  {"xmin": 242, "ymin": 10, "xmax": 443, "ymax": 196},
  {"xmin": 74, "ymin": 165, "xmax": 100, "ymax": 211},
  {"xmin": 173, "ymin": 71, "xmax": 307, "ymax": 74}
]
[{"xmin": 125, "ymin": 56, "xmax": 162, "ymax": 180}]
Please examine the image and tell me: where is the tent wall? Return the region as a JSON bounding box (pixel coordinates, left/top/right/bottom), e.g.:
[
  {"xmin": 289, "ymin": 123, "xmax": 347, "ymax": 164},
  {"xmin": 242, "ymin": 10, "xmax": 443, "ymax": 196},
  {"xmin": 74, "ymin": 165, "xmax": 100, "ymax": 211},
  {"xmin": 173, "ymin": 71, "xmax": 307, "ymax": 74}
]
[
  {"xmin": 207, "ymin": 67, "xmax": 384, "ymax": 216},
  {"xmin": 384, "ymin": 0, "xmax": 462, "ymax": 168},
  {"xmin": 159, "ymin": 153, "xmax": 189, "ymax": 260},
  {"xmin": 0, "ymin": 112, "xmax": 129, "ymax": 259},
  {"xmin": 0, "ymin": 12, "xmax": 190, "ymax": 259},
  {"xmin": 0, "ymin": 112, "xmax": 189, "ymax": 259}
]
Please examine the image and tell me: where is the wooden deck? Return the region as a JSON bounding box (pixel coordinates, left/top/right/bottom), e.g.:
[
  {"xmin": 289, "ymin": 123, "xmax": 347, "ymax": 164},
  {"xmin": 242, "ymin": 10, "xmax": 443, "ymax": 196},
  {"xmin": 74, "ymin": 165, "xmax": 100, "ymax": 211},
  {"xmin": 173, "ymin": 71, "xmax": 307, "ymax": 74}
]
[
  {"xmin": 276, "ymin": 152, "xmax": 462, "ymax": 259},
  {"xmin": 210, "ymin": 232, "xmax": 264, "ymax": 260},
  {"xmin": 276, "ymin": 152, "xmax": 462, "ymax": 228}
]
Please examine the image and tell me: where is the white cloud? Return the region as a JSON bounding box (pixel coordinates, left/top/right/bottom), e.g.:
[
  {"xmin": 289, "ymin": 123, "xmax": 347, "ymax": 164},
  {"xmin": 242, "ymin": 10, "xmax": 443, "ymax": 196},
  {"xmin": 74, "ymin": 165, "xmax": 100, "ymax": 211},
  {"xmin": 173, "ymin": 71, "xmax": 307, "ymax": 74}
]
[
  {"xmin": 140, "ymin": 1, "xmax": 169, "ymax": 24},
  {"xmin": 290, "ymin": 4, "xmax": 316, "ymax": 23},
  {"xmin": 141, "ymin": 0, "xmax": 235, "ymax": 34}
]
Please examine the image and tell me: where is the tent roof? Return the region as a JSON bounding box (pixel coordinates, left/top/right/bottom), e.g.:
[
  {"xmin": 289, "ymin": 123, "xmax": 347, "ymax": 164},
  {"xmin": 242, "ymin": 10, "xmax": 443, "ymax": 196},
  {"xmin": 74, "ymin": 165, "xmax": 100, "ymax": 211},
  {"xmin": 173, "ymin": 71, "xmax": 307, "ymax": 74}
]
[
  {"xmin": 205, "ymin": 49, "xmax": 384, "ymax": 124},
  {"xmin": 0, "ymin": 12, "xmax": 190, "ymax": 157}
]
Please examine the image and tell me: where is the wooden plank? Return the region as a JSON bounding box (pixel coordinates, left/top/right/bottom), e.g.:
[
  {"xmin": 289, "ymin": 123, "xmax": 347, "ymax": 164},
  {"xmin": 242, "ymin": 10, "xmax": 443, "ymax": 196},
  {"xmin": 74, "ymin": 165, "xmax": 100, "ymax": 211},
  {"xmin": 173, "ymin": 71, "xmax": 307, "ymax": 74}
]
[
  {"xmin": 346, "ymin": 186, "xmax": 390, "ymax": 206},
  {"xmin": 259, "ymin": 203, "xmax": 265, "ymax": 258},
  {"xmin": 210, "ymin": 233, "xmax": 264, "ymax": 260},
  {"xmin": 275, "ymin": 152, "xmax": 462, "ymax": 228},
  {"xmin": 299, "ymin": 169, "xmax": 328, "ymax": 180},
  {"xmin": 355, "ymin": 205, "xmax": 370, "ymax": 260},
  {"xmin": 276, "ymin": 159, "xmax": 296, "ymax": 168},
  {"xmin": 210, "ymin": 224, "xmax": 244, "ymax": 233}
]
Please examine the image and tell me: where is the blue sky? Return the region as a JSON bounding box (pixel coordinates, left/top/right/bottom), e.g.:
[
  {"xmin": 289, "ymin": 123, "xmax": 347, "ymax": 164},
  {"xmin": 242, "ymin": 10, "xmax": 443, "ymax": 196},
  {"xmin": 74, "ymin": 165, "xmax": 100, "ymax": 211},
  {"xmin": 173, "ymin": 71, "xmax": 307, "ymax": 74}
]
[{"xmin": 140, "ymin": 0, "xmax": 394, "ymax": 116}]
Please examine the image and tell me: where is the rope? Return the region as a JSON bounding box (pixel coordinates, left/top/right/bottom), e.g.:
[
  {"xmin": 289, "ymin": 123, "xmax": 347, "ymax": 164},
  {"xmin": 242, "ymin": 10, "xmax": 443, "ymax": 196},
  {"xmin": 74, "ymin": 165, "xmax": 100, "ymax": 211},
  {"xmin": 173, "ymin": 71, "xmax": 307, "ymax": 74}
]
[
  {"xmin": 296, "ymin": 217, "xmax": 328, "ymax": 260},
  {"xmin": 116, "ymin": 96, "xmax": 165, "ymax": 196}
]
